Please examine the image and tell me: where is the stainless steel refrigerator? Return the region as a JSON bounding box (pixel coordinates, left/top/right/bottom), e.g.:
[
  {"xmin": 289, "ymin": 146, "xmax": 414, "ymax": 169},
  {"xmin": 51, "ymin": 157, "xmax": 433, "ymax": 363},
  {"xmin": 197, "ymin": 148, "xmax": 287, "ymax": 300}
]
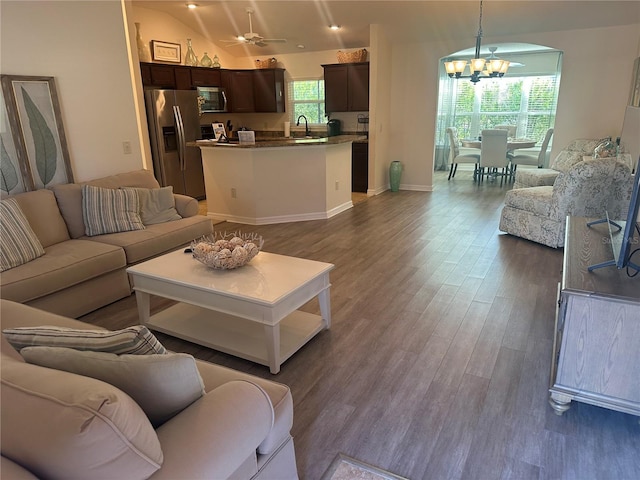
[{"xmin": 144, "ymin": 89, "xmax": 205, "ymax": 199}]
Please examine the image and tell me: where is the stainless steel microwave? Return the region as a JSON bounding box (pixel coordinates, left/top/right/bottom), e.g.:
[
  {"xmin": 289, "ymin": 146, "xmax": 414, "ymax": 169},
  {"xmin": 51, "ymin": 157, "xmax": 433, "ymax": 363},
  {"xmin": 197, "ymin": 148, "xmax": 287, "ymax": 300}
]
[{"xmin": 196, "ymin": 86, "xmax": 227, "ymax": 113}]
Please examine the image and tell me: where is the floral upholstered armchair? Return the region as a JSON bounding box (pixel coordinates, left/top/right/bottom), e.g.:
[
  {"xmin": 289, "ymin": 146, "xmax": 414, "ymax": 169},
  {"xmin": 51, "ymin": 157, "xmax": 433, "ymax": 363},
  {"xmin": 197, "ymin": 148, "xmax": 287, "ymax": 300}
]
[
  {"xmin": 499, "ymin": 158, "xmax": 634, "ymax": 248},
  {"xmin": 512, "ymin": 137, "xmax": 620, "ymax": 189}
]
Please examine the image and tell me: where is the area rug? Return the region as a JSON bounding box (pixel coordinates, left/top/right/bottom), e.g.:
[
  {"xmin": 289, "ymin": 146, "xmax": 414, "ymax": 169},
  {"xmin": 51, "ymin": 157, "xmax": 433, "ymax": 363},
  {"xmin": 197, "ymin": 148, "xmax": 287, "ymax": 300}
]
[{"xmin": 321, "ymin": 454, "xmax": 409, "ymax": 480}]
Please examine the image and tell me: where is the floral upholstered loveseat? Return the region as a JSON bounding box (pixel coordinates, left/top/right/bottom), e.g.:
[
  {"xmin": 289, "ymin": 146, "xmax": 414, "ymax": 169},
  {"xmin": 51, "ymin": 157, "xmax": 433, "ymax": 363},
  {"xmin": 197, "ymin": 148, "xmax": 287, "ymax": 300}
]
[
  {"xmin": 512, "ymin": 137, "xmax": 630, "ymax": 189},
  {"xmin": 499, "ymin": 158, "xmax": 634, "ymax": 248}
]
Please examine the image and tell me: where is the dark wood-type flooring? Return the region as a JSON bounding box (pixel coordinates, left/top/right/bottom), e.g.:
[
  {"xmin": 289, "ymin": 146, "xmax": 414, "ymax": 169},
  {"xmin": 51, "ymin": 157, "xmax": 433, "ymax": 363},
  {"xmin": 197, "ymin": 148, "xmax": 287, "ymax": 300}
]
[{"xmin": 81, "ymin": 168, "xmax": 640, "ymax": 480}]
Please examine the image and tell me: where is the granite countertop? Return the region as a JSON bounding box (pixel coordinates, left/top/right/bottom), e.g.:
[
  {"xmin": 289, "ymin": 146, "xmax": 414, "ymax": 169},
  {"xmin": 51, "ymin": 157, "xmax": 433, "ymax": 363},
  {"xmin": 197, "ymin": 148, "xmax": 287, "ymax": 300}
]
[{"xmin": 191, "ymin": 134, "xmax": 366, "ymax": 149}]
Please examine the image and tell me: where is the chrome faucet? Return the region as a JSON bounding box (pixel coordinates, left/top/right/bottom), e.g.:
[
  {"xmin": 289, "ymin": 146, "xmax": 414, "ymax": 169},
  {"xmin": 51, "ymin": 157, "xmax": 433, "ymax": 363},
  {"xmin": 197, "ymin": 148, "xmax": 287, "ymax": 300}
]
[{"xmin": 296, "ymin": 115, "xmax": 310, "ymax": 137}]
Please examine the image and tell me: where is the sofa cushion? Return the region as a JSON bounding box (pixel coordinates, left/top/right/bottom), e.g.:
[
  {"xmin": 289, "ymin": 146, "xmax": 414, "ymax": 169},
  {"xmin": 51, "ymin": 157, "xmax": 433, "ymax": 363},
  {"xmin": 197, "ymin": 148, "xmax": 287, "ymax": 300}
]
[
  {"xmin": 504, "ymin": 186, "xmax": 553, "ymax": 218},
  {"xmin": 550, "ymin": 150, "xmax": 585, "ymax": 173},
  {"xmin": 0, "ymin": 456, "xmax": 39, "ymax": 480},
  {"xmin": 3, "ymin": 325, "xmax": 166, "ymax": 355},
  {"xmin": 52, "ymin": 170, "xmax": 161, "ymax": 239},
  {"xmin": 82, "ymin": 185, "xmax": 145, "ymax": 236},
  {"xmin": 513, "ymin": 168, "xmax": 559, "ymax": 189},
  {"xmin": 0, "ymin": 239, "xmax": 125, "ymax": 303},
  {"xmin": 0, "ymin": 199, "xmax": 45, "ymax": 272},
  {"xmin": 88, "ymin": 169, "xmax": 161, "ymax": 190},
  {"xmin": 8, "ymin": 189, "xmax": 70, "ymax": 247},
  {"xmin": 122, "ymin": 186, "xmax": 182, "ymax": 225},
  {"xmin": 21, "ymin": 347, "xmax": 205, "ymax": 427},
  {"xmin": 1, "ymin": 357, "xmax": 163, "ymax": 480},
  {"xmin": 565, "ymin": 137, "xmax": 609, "ymax": 153},
  {"xmin": 86, "ymin": 215, "xmax": 213, "ymax": 264}
]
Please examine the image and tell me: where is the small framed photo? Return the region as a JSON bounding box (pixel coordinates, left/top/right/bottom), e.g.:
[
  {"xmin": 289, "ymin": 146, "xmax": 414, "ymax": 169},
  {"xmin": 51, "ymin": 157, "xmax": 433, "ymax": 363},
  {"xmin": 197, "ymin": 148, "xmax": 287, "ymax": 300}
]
[{"xmin": 151, "ymin": 40, "xmax": 181, "ymax": 63}]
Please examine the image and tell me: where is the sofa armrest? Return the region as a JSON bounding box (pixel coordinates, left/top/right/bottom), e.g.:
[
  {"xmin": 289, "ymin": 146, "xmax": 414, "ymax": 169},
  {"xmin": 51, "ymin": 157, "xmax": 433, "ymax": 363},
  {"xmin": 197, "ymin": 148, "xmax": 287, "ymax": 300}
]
[
  {"xmin": 150, "ymin": 380, "xmax": 274, "ymax": 480},
  {"xmin": 173, "ymin": 194, "xmax": 199, "ymax": 218}
]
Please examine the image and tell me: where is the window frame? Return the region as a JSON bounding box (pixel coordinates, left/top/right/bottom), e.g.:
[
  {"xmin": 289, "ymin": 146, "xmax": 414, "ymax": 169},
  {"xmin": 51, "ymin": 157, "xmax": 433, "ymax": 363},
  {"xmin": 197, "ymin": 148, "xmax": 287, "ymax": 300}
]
[{"xmin": 287, "ymin": 77, "xmax": 326, "ymax": 125}]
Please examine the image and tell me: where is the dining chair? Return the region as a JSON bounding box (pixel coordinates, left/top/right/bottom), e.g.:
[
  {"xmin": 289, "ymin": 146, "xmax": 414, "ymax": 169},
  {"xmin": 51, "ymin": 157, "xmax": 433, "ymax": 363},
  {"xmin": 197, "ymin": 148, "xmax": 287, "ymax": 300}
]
[
  {"xmin": 446, "ymin": 127, "xmax": 480, "ymax": 180},
  {"xmin": 479, "ymin": 129, "xmax": 509, "ymax": 183},
  {"xmin": 495, "ymin": 124, "xmax": 517, "ymax": 138},
  {"xmin": 510, "ymin": 128, "xmax": 554, "ymax": 173}
]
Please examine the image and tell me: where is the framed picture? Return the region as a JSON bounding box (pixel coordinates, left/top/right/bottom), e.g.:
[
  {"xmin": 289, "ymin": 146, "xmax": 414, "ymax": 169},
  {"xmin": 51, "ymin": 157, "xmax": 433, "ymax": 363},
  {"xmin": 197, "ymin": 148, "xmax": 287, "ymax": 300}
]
[
  {"xmin": 1, "ymin": 88, "xmax": 30, "ymax": 195},
  {"xmin": 151, "ymin": 40, "xmax": 181, "ymax": 63},
  {"xmin": 1, "ymin": 75, "xmax": 74, "ymax": 191}
]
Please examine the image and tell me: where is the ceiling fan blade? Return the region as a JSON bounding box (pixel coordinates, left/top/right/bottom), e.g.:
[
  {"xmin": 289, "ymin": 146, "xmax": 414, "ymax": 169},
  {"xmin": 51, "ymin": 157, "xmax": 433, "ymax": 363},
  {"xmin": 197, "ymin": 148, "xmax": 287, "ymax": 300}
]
[{"xmin": 262, "ymin": 39, "xmax": 287, "ymax": 44}]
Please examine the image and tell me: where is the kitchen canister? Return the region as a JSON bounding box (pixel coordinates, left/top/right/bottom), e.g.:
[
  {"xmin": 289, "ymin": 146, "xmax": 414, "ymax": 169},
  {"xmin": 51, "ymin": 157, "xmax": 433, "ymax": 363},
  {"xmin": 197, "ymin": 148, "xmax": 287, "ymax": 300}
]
[{"xmin": 389, "ymin": 161, "xmax": 402, "ymax": 192}]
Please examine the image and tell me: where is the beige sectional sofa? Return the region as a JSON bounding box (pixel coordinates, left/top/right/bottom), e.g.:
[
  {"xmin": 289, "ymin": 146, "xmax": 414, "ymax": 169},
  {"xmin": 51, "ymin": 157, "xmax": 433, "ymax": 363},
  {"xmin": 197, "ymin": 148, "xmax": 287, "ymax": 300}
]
[
  {"xmin": 0, "ymin": 299, "xmax": 298, "ymax": 479},
  {"xmin": 1, "ymin": 170, "xmax": 213, "ymax": 318}
]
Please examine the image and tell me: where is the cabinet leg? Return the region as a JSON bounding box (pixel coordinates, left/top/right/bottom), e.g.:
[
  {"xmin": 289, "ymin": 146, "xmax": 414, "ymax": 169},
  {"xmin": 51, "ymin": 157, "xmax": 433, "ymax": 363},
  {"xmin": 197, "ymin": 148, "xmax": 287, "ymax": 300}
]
[{"xmin": 549, "ymin": 392, "xmax": 572, "ymax": 416}]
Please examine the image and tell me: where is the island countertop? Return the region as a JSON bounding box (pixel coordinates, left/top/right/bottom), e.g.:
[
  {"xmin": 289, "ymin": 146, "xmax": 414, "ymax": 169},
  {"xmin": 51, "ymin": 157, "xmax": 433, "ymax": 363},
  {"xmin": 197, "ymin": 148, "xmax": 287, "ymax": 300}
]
[{"xmin": 190, "ymin": 134, "xmax": 365, "ymax": 149}]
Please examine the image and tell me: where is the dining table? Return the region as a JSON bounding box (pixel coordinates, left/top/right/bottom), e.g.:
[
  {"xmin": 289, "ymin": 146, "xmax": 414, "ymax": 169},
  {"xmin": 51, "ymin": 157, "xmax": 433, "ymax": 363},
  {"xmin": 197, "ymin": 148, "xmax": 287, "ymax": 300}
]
[{"xmin": 461, "ymin": 138, "xmax": 537, "ymax": 151}]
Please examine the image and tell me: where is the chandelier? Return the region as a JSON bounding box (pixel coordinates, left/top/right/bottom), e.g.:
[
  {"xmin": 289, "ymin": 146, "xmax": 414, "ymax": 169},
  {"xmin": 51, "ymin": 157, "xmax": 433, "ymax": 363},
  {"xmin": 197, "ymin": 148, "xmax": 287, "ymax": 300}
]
[{"xmin": 444, "ymin": 0, "xmax": 510, "ymax": 84}]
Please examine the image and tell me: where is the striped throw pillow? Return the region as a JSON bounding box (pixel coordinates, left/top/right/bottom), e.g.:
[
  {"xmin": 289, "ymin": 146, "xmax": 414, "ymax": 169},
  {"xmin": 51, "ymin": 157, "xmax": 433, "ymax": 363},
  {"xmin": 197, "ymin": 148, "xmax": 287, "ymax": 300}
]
[
  {"xmin": 82, "ymin": 184, "xmax": 145, "ymax": 236},
  {"xmin": 2, "ymin": 325, "xmax": 167, "ymax": 355},
  {"xmin": 0, "ymin": 198, "xmax": 45, "ymax": 272}
]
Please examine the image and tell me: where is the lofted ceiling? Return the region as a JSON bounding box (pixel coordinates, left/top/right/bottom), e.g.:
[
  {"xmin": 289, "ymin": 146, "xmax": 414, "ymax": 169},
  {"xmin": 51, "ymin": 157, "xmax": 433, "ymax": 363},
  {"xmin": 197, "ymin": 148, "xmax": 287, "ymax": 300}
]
[{"xmin": 133, "ymin": 1, "xmax": 640, "ymax": 57}]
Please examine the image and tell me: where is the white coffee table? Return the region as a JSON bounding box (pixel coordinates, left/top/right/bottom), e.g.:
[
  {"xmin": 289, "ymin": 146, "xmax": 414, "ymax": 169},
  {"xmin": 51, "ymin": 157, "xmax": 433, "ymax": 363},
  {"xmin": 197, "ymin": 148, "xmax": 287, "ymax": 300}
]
[{"xmin": 127, "ymin": 249, "xmax": 334, "ymax": 374}]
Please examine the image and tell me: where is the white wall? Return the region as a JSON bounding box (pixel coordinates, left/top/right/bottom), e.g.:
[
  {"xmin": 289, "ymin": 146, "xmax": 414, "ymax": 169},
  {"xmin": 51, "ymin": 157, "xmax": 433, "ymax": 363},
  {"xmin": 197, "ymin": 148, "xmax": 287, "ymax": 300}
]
[
  {"xmin": 1, "ymin": 0, "xmax": 145, "ymax": 182},
  {"xmin": 369, "ymin": 25, "xmax": 393, "ymax": 194}
]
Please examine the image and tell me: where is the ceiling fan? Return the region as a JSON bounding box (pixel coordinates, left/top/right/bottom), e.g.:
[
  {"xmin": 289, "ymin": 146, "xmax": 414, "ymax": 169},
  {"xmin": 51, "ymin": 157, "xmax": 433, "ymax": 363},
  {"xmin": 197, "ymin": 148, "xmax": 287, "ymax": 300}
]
[{"xmin": 222, "ymin": 7, "xmax": 287, "ymax": 47}]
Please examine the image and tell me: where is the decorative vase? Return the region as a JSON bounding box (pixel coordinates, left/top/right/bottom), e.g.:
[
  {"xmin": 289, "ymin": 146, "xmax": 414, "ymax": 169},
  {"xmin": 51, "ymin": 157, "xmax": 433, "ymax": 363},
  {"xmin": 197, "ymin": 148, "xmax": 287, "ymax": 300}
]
[
  {"xmin": 389, "ymin": 161, "xmax": 402, "ymax": 192},
  {"xmin": 212, "ymin": 55, "xmax": 221, "ymax": 68},
  {"xmin": 135, "ymin": 22, "xmax": 151, "ymax": 62},
  {"xmin": 200, "ymin": 52, "xmax": 213, "ymax": 68},
  {"xmin": 184, "ymin": 39, "xmax": 198, "ymax": 66}
]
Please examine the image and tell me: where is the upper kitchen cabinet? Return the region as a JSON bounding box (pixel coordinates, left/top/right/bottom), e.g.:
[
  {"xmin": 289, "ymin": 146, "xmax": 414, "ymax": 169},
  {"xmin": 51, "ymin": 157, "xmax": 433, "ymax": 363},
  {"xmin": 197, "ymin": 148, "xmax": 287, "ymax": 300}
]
[
  {"xmin": 253, "ymin": 69, "xmax": 285, "ymax": 113},
  {"xmin": 322, "ymin": 62, "xmax": 369, "ymax": 113},
  {"xmin": 140, "ymin": 64, "xmax": 285, "ymax": 114},
  {"xmin": 140, "ymin": 63, "xmax": 221, "ymax": 90},
  {"xmin": 221, "ymin": 70, "xmax": 255, "ymax": 113},
  {"xmin": 140, "ymin": 63, "xmax": 177, "ymax": 88},
  {"xmin": 190, "ymin": 68, "xmax": 221, "ymax": 87}
]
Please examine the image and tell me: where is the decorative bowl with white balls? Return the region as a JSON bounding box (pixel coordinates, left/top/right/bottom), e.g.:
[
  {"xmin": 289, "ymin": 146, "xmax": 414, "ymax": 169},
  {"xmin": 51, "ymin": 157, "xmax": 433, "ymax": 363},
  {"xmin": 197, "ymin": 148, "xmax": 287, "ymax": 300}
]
[{"xmin": 190, "ymin": 232, "xmax": 263, "ymax": 270}]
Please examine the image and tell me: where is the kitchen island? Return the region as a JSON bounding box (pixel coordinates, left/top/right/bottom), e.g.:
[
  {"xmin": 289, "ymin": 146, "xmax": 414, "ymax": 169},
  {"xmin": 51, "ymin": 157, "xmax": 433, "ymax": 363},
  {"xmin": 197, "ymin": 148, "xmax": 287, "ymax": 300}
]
[{"xmin": 192, "ymin": 135, "xmax": 364, "ymax": 225}]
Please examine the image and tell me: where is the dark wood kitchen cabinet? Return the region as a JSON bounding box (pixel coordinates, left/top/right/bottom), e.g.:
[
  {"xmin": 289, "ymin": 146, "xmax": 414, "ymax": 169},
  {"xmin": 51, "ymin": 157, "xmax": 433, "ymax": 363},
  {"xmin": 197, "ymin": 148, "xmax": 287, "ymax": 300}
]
[
  {"xmin": 140, "ymin": 63, "xmax": 177, "ymax": 88},
  {"xmin": 322, "ymin": 62, "xmax": 369, "ymax": 113},
  {"xmin": 352, "ymin": 141, "xmax": 368, "ymax": 192},
  {"xmin": 190, "ymin": 68, "xmax": 221, "ymax": 87},
  {"xmin": 173, "ymin": 66, "xmax": 192, "ymax": 90},
  {"xmin": 253, "ymin": 69, "xmax": 285, "ymax": 113},
  {"xmin": 141, "ymin": 63, "xmax": 221, "ymax": 89},
  {"xmin": 141, "ymin": 63, "xmax": 285, "ymax": 113},
  {"xmin": 222, "ymin": 70, "xmax": 255, "ymax": 113}
]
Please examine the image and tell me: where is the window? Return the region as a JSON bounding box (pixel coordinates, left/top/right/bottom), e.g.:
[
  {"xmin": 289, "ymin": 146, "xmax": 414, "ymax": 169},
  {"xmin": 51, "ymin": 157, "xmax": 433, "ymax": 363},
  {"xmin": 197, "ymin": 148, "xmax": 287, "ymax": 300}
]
[
  {"xmin": 288, "ymin": 79, "xmax": 325, "ymax": 124},
  {"xmin": 452, "ymin": 76, "xmax": 558, "ymax": 141}
]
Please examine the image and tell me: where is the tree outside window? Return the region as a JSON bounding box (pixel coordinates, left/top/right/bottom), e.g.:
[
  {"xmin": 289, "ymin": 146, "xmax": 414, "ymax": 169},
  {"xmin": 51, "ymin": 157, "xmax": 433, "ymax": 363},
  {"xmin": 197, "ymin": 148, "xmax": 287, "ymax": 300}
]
[
  {"xmin": 453, "ymin": 76, "xmax": 557, "ymax": 143},
  {"xmin": 289, "ymin": 79, "xmax": 325, "ymax": 124}
]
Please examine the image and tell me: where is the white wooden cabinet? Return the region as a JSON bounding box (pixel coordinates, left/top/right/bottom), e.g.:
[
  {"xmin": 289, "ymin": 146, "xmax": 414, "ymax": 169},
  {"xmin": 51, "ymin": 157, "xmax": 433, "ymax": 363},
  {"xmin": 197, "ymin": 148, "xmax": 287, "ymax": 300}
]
[{"xmin": 549, "ymin": 216, "xmax": 640, "ymax": 416}]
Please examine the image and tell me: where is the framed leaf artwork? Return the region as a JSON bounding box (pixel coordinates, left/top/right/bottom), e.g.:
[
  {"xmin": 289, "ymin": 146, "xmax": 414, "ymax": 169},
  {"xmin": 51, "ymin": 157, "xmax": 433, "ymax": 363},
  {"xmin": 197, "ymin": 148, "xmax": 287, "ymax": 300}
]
[
  {"xmin": 1, "ymin": 75, "xmax": 74, "ymax": 192},
  {"xmin": 1, "ymin": 88, "xmax": 29, "ymax": 195}
]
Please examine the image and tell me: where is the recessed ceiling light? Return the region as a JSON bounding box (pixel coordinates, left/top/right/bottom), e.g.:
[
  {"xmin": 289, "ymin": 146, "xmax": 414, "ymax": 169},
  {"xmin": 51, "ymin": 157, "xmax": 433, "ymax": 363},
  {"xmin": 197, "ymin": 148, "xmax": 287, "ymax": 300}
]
[
  {"xmin": 329, "ymin": 25, "xmax": 341, "ymax": 30},
  {"xmin": 297, "ymin": 44, "xmax": 305, "ymax": 49},
  {"xmin": 186, "ymin": 3, "xmax": 197, "ymax": 9}
]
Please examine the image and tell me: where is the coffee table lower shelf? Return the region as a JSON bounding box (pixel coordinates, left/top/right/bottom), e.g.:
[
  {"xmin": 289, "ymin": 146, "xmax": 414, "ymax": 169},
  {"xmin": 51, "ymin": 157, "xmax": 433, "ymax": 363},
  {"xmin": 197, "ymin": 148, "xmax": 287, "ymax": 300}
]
[{"xmin": 144, "ymin": 302, "xmax": 325, "ymax": 373}]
